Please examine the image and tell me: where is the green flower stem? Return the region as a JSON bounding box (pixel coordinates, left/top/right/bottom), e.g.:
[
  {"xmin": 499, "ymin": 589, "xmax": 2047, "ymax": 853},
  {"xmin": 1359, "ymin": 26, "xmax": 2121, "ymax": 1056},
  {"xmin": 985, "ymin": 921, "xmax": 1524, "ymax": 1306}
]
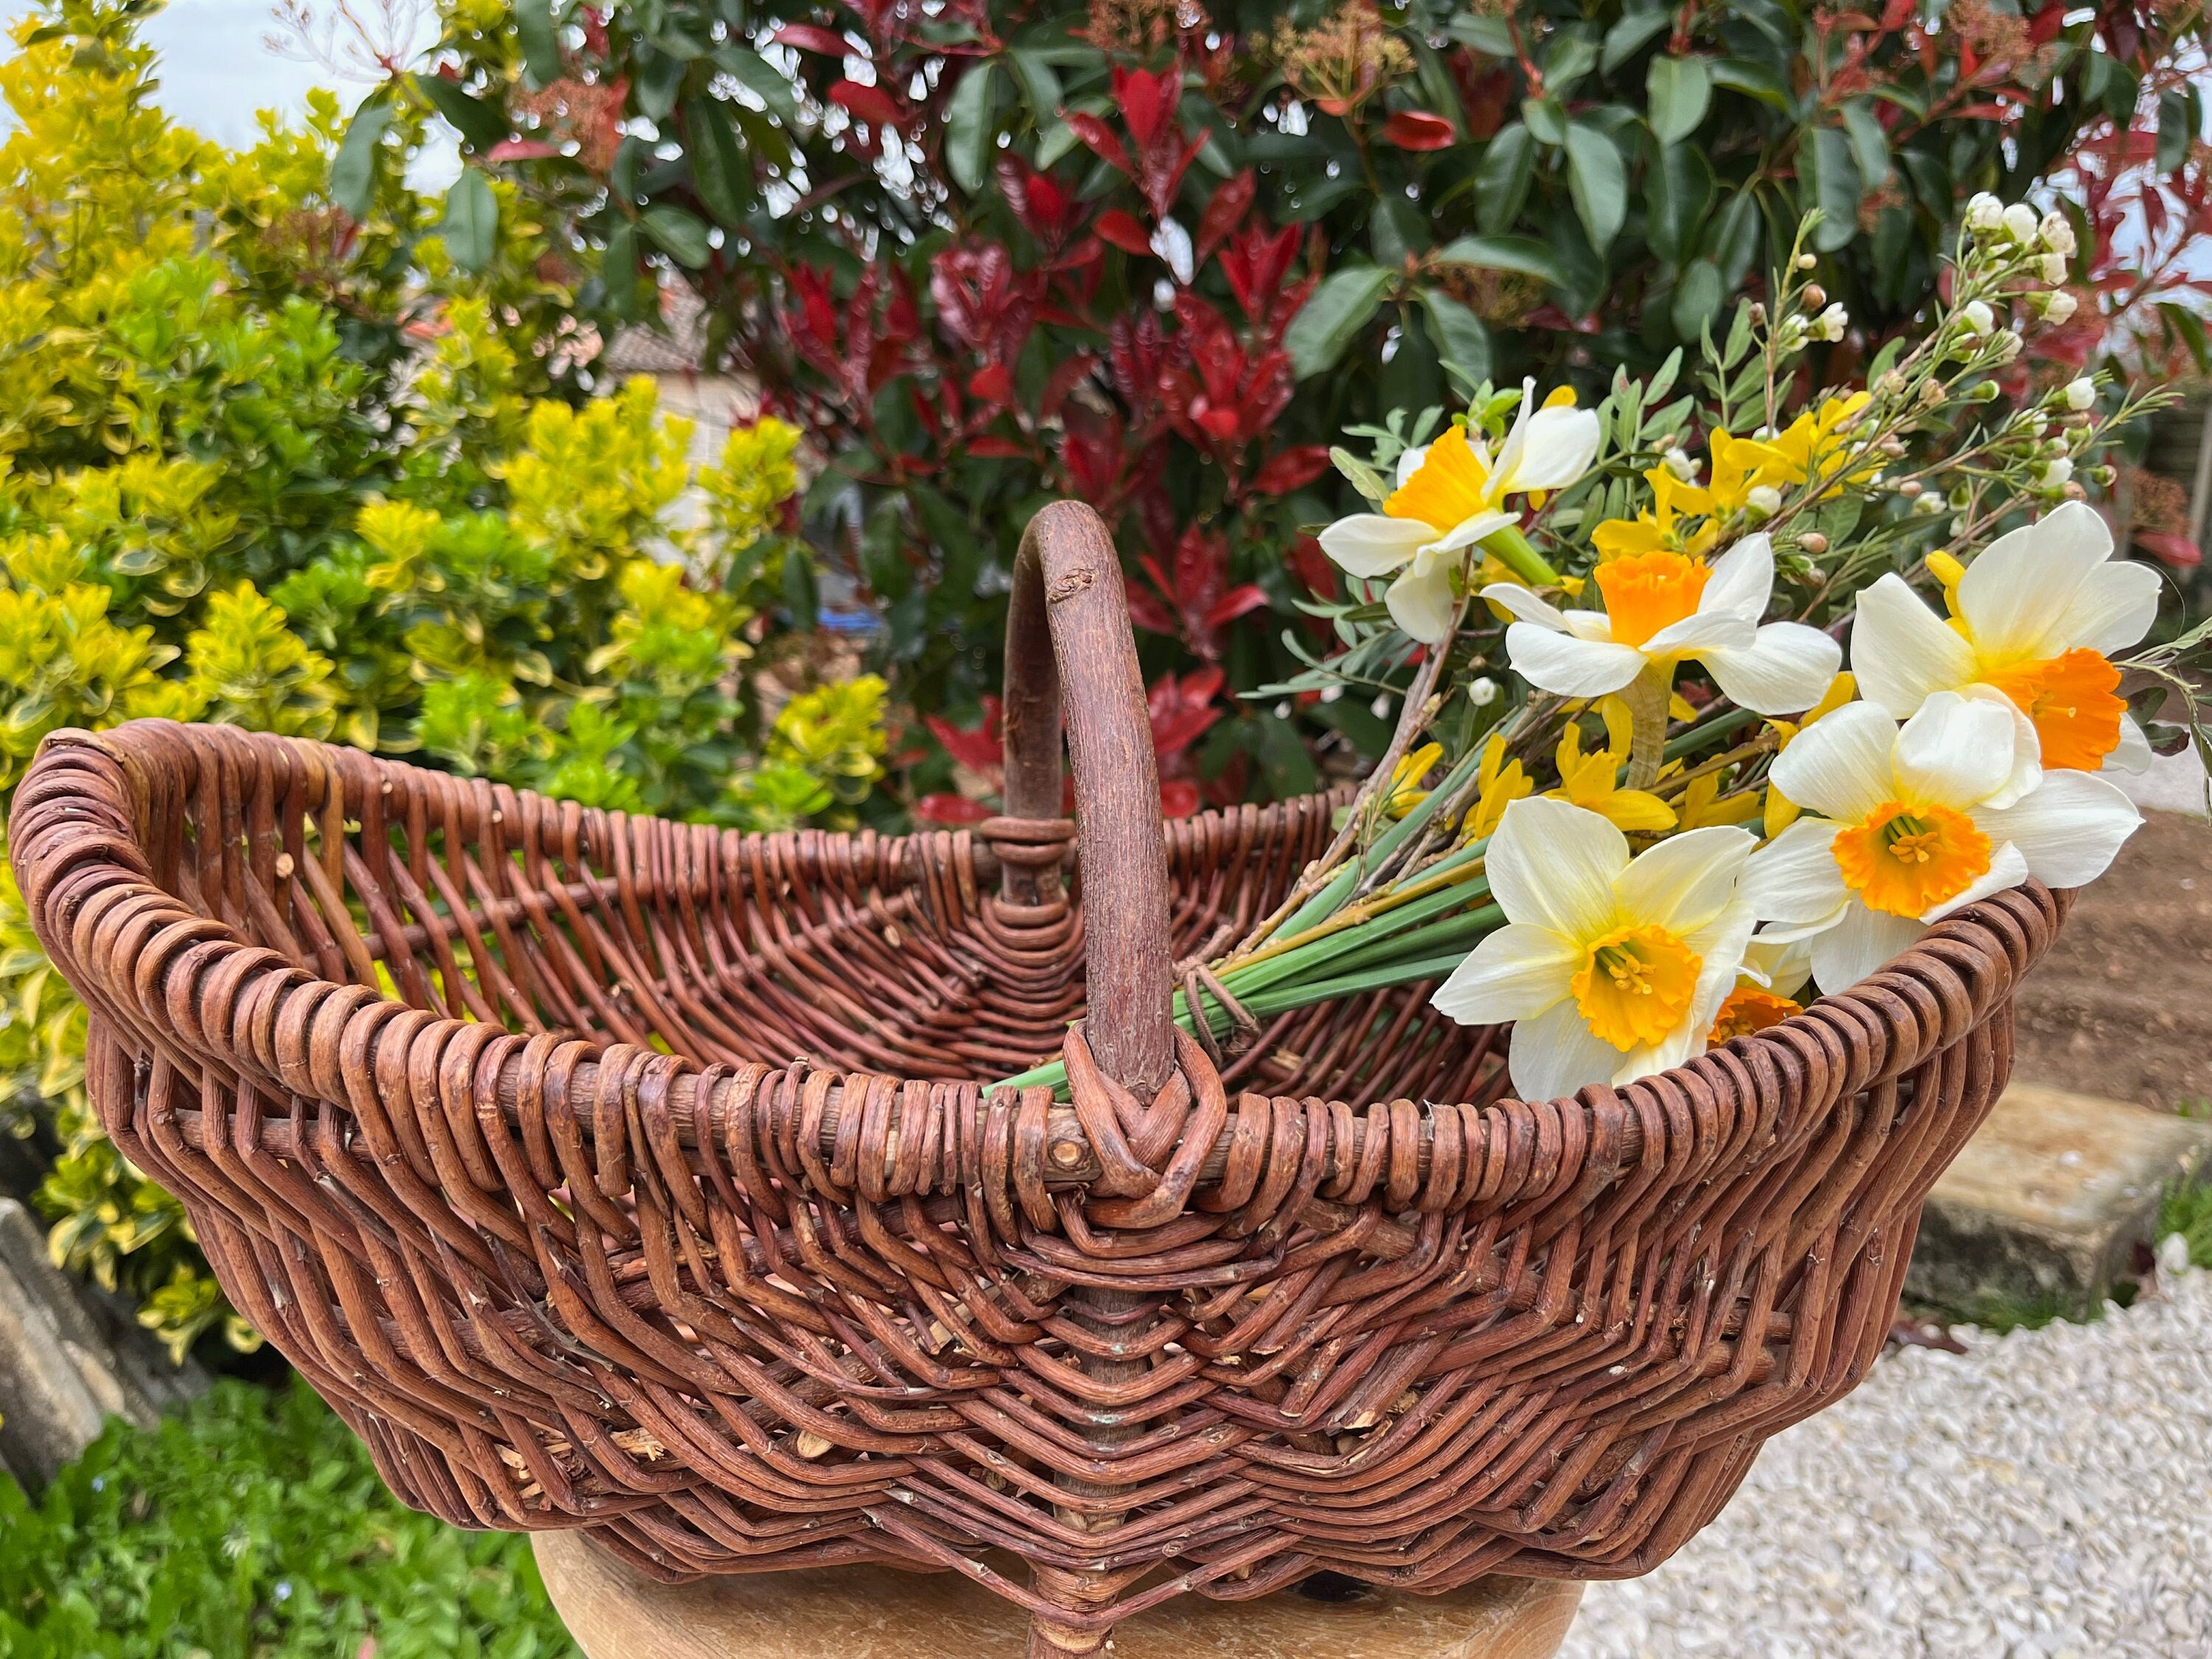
[
  {"xmin": 1479, "ymin": 524, "xmax": 1559, "ymax": 587},
  {"xmin": 1663, "ymin": 703, "xmax": 1762, "ymax": 759}
]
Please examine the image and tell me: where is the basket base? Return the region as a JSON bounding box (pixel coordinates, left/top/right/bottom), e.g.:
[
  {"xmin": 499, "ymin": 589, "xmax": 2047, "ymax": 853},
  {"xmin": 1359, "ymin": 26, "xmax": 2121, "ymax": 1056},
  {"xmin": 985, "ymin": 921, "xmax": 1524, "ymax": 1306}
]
[{"xmin": 532, "ymin": 1532, "xmax": 1585, "ymax": 1659}]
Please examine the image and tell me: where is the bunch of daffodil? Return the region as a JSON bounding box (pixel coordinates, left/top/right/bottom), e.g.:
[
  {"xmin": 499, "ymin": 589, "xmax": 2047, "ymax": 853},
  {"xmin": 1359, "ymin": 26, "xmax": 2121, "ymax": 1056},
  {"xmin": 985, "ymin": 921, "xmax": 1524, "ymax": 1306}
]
[{"xmin": 1321, "ymin": 383, "xmax": 1599, "ymax": 642}]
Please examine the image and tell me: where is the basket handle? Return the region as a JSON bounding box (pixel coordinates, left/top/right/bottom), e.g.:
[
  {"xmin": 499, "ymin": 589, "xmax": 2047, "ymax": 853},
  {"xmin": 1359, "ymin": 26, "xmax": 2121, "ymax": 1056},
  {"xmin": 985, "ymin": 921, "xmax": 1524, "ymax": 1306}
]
[{"xmin": 1000, "ymin": 501, "xmax": 1177, "ymax": 1096}]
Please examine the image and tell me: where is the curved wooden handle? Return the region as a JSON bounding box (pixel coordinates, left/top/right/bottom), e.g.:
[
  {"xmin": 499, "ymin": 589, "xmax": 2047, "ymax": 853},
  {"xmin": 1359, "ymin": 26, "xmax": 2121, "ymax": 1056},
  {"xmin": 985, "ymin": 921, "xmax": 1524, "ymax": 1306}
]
[{"xmin": 1000, "ymin": 501, "xmax": 1176, "ymax": 1095}]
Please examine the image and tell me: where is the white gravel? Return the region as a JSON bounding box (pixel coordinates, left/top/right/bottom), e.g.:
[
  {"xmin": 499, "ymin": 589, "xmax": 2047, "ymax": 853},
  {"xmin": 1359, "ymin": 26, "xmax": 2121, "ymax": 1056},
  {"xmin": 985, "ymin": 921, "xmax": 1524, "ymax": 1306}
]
[{"xmin": 1560, "ymin": 1257, "xmax": 2212, "ymax": 1659}]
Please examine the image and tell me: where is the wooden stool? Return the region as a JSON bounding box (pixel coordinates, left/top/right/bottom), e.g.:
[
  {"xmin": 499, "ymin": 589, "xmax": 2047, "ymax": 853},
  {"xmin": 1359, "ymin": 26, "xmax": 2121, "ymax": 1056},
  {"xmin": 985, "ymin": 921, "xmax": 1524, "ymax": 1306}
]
[{"xmin": 534, "ymin": 1532, "xmax": 1585, "ymax": 1659}]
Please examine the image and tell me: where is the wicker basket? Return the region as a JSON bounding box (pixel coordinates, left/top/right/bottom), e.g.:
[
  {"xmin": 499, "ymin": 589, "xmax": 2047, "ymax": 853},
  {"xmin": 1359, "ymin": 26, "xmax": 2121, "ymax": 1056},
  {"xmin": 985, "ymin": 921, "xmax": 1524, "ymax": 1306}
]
[{"xmin": 13, "ymin": 502, "xmax": 2065, "ymax": 1655}]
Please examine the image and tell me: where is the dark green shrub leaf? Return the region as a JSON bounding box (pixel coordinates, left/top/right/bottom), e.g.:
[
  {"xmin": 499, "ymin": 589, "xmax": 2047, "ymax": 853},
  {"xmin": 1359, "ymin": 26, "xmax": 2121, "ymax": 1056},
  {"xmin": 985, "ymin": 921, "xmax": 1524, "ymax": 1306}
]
[
  {"xmin": 329, "ymin": 93, "xmax": 393, "ymax": 219},
  {"xmin": 1565, "ymin": 124, "xmax": 1627, "ymax": 252},
  {"xmin": 515, "ymin": 0, "xmax": 560, "ymax": 88},
  {"xmin": 437, "ymin": 169, "xmax": 498, "ymax": 271},
  {"xmin": 641, "ymin": 204, "xmax": 712, "ymax": 268},
  {"xmin": 945, "ymin": 63, "xmax": 998, "ymax": 195},
  {"xmin": 1646, "ymin": 57, "xmax": 1711, "ymax": 146},
  {"xmin": 1286, "ymin": 266, "xmax": 1394, "ymax": 378}
]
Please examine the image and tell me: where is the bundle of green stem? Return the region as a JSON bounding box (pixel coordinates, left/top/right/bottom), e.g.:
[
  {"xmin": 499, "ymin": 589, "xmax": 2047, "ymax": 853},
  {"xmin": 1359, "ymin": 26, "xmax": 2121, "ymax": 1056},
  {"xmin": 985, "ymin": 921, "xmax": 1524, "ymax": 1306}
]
[{"xmin": 998, "ymin": 690, "xmax": 1762, "ymax": 1094}]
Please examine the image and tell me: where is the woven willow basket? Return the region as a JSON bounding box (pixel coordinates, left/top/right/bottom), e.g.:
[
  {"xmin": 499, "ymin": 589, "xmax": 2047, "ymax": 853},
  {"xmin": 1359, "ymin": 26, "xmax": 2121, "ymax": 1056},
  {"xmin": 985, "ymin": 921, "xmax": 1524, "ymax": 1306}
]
[{"xmin": 15, "ymin": 503, "xmax": 2066, "ymax": 1655}]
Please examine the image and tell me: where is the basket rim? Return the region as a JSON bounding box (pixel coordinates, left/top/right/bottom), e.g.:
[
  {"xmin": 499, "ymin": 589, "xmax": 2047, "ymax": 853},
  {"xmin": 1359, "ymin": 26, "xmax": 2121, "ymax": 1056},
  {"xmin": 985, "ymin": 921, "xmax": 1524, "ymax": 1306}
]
[{"xmin": 12, "ymin": 717, "xmax": 2065, "ymax": 1173}]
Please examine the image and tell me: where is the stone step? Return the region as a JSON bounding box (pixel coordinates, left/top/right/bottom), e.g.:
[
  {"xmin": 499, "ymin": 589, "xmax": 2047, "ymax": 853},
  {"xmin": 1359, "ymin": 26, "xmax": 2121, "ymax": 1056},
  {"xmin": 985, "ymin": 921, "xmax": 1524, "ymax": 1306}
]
[
  {"xmin": 0, "ymin": 1198, "xmax": 208, "ymax": 1489},
  {"xmin": 1905, "ymin": 1082, "xmax": 2212, "ymax": 1323}
]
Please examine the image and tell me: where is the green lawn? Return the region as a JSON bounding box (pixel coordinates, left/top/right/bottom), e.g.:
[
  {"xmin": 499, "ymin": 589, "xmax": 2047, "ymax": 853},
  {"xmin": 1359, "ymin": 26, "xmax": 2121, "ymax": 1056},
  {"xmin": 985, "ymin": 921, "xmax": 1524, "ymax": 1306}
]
[{"xmin": 0, "ymin": 1380, "xmax": 580, "ymax": 1659}]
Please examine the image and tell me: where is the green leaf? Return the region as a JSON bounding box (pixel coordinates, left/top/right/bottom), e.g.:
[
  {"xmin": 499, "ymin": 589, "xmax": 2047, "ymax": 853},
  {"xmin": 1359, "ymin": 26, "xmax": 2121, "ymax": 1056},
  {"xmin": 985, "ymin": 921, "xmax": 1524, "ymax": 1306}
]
[
  {"xmin": 1007, "ymin": 48, "xmax": 1062, "ymax": 125},
  {"xmin": 713, "ymin": 44, "xmax": 799, "ymax": 123},
  {"xmin": 329, "ymin": 92, "xmax": 393, "ymax": 219},
  {"xmin": 1475, "ymin": 124, "xmax": 1535, "ymax": 233},
  {"xmin": 1710, "ymin": 59, "xmax": 1793, "ymax": 111},
  {"xmin": 1646, "ymin": 56, "xmax": 1711, "ymax": 146},
  {"xmin": 1447, "ymin": 13, "xmax": 1517, "ymax": 57},
  {"xmin": 1671, "ymin": 257, "xmax": 1723, "ymax": 341},
  {"xmin": 686, "ymin": 98, "xmax": 748, "ymax": 228},
  {"xmin": 1601, "ymin": 7, "xmax": 1672, "ymax": 73},
  {"xmin": 1565, "ymin": 124, "xmax": 1627, "ymax": 253},
  {"xmin": 641, "ymin": 204, "xmax": 712, "ymax": 268},
  {"xmin": 1432, "ymin": 233, "xmax": 1562, "ymax": 282},
  {"xmin": 945, "ymin": 63, "xmax": 998, "ymax": 195},
  {"xmin": 1801, "ymin": 127, "xmax": 1862, "ymax": 251},
  {"xmin": 1286, "ymin": 265, "xmax": 1394, "ymax": 378},
  {"xmin": 1646, "ymin": 142, "xmax": 1714, "ymax": 264},
  {"xmin": 437, "ymin": 168, "xmax": 497, "ymax": 272},
  {"xmin": 410, "ymin": 72, "xmax": 507, "ymax": 152},
  {"xmin": 1522, "ymin": 97, "xmax": 1568, "ymax": 146},
  {"xmin": 2162, "ymin": 302, "xmax": 2212, "ymax": 375},
  {"xmin": 1543, "ymin": 25, "xmax": 1600, "ymax": 97},
  {"xmin": 1256, "ymin": 713, "xmax": 1319, "ymax": 799},
  {"xmin": 515, "ymin": 0, "xmax": 560, "ymax": 89},
  {"xmin": 1841, "ymin": 99, "xmax": 1889, "ymax": 191},
  {"xmin": 1418, "ymin": 288, "xmax": 1492, "ymax": 384},
  {"xmin": 2159, "ymin": 86, "xmax": 2194, "ymax": 175}
]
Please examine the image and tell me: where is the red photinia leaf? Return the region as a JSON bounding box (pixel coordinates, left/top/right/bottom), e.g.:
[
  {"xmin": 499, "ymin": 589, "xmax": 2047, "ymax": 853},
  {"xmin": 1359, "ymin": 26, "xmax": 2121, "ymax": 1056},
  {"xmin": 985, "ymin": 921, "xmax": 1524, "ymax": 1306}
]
[
  {"xmin": 1095, "ymin": 209, "xmax": 1153, "ymax": 257},
  {"xmin": 1287, "ymin": 535, "xmax": 1338, "ymax": 600},
  {"xmin": 1063, "ymin": 111, "xmax": 1130, "ymax": 176},
  {"xmin": 1113, "ymin": 64, "xmax": 1181, "ymax": 150},
  {"xmin": 1219, "ymin": 223, "xmax": 1302, "ymax": 322},
  {"xmin": 1249, "ymin": 445, "xmax": 1333, "ymax": 496},
  {"xmin": 914, "ymin": 793, "xmax": 995, "ymax": 825},
  {"xmin": 2133, "ymin": 529, "xmax": 2203, "ymax": 568},
  {"xmin": 968, "ymin": 435, "xmax": 1028, "ymax": 457},
  {"xmin": 1147, "ymin": 667, "xmax": 1225, "ymax": 760},
  {"xmin": 1203, "ymin": 583, "xmax": 1270, "ymax": 630},
  {"xmin": 773, "ymin": 23, "xmax": 852, "ymax": 54},
  {"xmin": 925, "ymin": 700, "xmax": 1004, "ymax": 774},
  {"xmin": 1159, "ymin": 780, "xmax": 1202, "ymax": 818},
  {"xmin": 487, "ymin": 138, "xmax": 562, "ymax": 161},
  {"xmin": 830, "ymin": 80, "xmax": 902, "ymax": 129},
  {"xmin": 967, "ymin": 363, "xmax": 1015, "ymax": 405},
  {"xmin": 1125, "ymin": 584, "xmax": 1180, "ymax": 636},
  {"xmin": 930, "ymin": 243, "xmax": 1043, "ymax": 363},
  {"xmin": 1382, "ymin": 110, "xmax": 1458, "ymax": 151},
  {"xmin": 1196, "ymin": 169, "xmax": 1256, "ymax": 260}
]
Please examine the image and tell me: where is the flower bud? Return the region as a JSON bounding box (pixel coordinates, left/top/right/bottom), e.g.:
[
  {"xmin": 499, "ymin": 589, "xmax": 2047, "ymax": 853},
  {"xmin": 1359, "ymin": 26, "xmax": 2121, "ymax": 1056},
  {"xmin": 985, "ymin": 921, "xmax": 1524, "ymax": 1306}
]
[
  {"xmin": 2001, "ymin": 201, "xmax": 2040, "ymax": 243},
  {"xmin": 2040, "ymin": 251, "xmax": 2069, "ymax": 285},
  {"xmin": 1801, "ymin": 282, "xmax": 1828, "ymax": 310},
  {"xmin": 1899, "ymin": 479, "xmax": 1924, "ymax": 497},
  {"xmin": 1961, "ymin": 299, "xmax": 1995, "ymax": 336},
  {"xmin": 2040, "ymin": 457, "xmax": 2073, "ymax": 490},
  {"xmin": 1747, "ymin": 484, "xmax": 1782, "ymax": 516},
  {"xmin": 1797, "ymin": 253, "xmax": 1818, "ymax": 270},
  {"xmin": 1320, "ymin": 683, "xmax": 1343, "ymax": 703},
  {"xmin": 1796, "ymin": 531, "xmax": 1829, "ymax": 554},
  {"xmin": 2040, "ymin": 291, "xmax": 2078, "ymax": 326},
  {"xmin": 1992, "ymin": 330, "xmax": 2023, "ymax": 361},
  {"xmin": 2064, "ymin": 376, "xmax": 2096, "ymax": 411},
  {"xmin": 1965, "ymin": 192, "xmax": 2004, "ymax": 232},
  {"xmin": 2039, "ymin": 211, "xmax": 2077, "ymax": 256},
  {"xmin": 1470, "ymin": 676, "xmax": 1500, "ymax": 707},
  {"xmin": 1813, "ymin": 302, "xmax": 1848, "ymax": 341},
  {"xmin": 1663, "ymin": 446, "xmax": 1697, "ymax": 481},
  {"xmin": 1920, "ymin": 378, "xmax": 1948, "ymax": 408},
  {"xmin": 1879, "ymin": 370, "xmax": 1908, "ymax": 397},
  {"xmin": 1915, "ymin": 491, "xmax": 1947, "ymax": 515},
  {"xmin": 2062, "ymin": 480, "xmax": 2087, "ymax": 501},
  {"xmin": 1969, "ymin": 380, "xmax": 2002, "ymax": 403}
]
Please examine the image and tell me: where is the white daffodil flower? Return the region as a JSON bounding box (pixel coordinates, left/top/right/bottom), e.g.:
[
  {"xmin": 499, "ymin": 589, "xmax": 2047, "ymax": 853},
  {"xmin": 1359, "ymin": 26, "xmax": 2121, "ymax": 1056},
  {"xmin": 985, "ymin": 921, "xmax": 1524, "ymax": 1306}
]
[
  {"xmin": 1848, "ymin": 500, "xmax": 2160, "ymax": 773},
  {"xmin": 1319, "ymin": 383, "xmax": 1599, "ymax": 644},
  {"xmin": 1482, "ymin": 533, "xmax": 1842, "ymax": 714},
  {"xmin": 1431, "ymin": 796, "xmax": 1759, "ymax": 1099},
  {"xmin": 1739, "ymin": 693, "xmax": 2140, "ymax": 994}
]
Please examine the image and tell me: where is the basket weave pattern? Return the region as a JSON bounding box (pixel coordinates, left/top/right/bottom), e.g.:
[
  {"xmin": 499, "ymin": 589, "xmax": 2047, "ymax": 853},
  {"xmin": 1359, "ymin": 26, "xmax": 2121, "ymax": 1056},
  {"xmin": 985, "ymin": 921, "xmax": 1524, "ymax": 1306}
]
[{"xmin": 13, "ymin": 505, "xmax": 2067, "ymax": 1649}]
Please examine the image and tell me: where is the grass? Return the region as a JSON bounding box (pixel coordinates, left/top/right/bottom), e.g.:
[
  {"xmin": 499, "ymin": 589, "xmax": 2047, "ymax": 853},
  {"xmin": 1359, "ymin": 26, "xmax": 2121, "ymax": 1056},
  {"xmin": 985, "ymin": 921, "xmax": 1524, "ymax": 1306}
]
[
  {"xmin": 2157, "ymin": 1176, "xmax": 2212, "ymax": 1270},
  {"xmin": 0, "ymin": 1380, "xmax": 580, "ymax": 1659}
]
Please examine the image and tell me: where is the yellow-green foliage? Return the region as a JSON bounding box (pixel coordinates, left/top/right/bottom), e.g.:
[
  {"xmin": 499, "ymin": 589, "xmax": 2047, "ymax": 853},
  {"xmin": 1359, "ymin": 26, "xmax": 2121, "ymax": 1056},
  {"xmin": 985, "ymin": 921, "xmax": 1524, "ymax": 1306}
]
[{"xmin": 0, "ymin": 0, "xmax": 880, "ymax": 1362}]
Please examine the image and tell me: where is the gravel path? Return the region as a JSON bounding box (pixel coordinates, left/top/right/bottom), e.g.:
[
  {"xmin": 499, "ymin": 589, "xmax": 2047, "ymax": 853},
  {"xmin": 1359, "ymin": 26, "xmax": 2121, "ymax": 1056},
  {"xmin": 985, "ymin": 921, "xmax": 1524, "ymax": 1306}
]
[{"xmin": 1559, "ymin": 1258, "xmax": 2212, "ymax": 1659}]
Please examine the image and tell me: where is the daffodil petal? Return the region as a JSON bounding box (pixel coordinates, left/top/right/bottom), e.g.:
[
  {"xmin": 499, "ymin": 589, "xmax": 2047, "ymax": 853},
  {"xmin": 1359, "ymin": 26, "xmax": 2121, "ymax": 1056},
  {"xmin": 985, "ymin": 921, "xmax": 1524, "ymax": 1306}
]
[
  {"xmin": 1848, "ymin": 573, "xmax": 1978, "ymax": 719},
  {"xmin": 1613, "ymin": 825, "xmax": 1759, "ymax": 936},
  {"xmin": 1426, "ymin": 510, "xmax": 1519, "ymax": 554},
  {"xmin": 1921, "ymin": 839, "xmax": 2031, "ymax": 922},
  {"xmin": 1698, "ymin": 622, "xmax": 1845, "ymax": 715},
  {"xmin": 1956, "ymin": 683, "xmax": 2042, "ymax": 807},
  {"xmin": 1430, "ymin": 923, "xmax": 1581, "ymax": 1026},
  {"xmin": 2109, "ymin": 712, "xmax": 2154, "ymax": 775},
  {"xmin": 1955, "ymin": 499, "xmax": 2114, "ymax": 664},
  {"xmin": 1892, "ymin": 690, "xmax": 2018, "ymax": 811},
  {"xmin": 1386, "ymin": 562, "xmax": 1458, "ymax": 643},
  {"xmin": 1485, "ymin": 796, "xmax": 1628, "ymax": 942},
  {"xmin": 1770, "ymin": 701, "xmax": 1899, "ymax": 824},
  {"xmin": 1495, "ymin": 404, "xmax": 1602, "ymax": 495},
  {"xmin": 1396, "ymin": 443, "xmax": 1429, "ymax": 488},
  {"xmin": 2059, "ymin": 557, "xmax": 2162, "ymax": 657},
  {"xmin": 1506, "ymin": 997, "xmax": 1631, "ymax": 1101},
  {"xmin": 1320, "ymin": 515, "xmax": 1433, "ymax": 577},
  {"xmin": 1809, "ymin": 897, "xmax": 1924, "ymax": 993},
  {"xmin": 1743, "ymin": 932, "xmax": 1815, "ymax": 998},
  {"xmin": 1740, "ymin": 816, "xmax": 1851, "ymax": 927},
  {"xmin": 1640, "ymin": 608, "xmax": 1758, "ymax": 659},
  {"xmin": 1699, "ymin": 532, "xmax": 1776, "ymax": 625},
  {"xmin": 1503, "ymin": 622, "xmax": 1646, "ymax": 698},
  {"xmin": 1972, "ymin": 766, "xmax": 2143, "ymax": 888},
  {"xmin": 1479, "ymin": 583, "xmax": 1571, "ymax": 630}
]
